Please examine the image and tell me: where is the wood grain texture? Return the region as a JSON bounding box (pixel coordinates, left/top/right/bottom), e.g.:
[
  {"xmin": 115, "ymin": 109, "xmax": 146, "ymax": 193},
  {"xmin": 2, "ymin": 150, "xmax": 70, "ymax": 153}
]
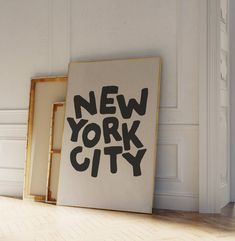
[{"xmin": 0, "ymin": 197, "xmax": 234, "ymax": 241}]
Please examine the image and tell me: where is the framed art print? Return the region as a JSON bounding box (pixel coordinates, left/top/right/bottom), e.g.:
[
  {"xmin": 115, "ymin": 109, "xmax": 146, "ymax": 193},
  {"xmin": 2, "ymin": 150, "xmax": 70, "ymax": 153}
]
[{"xmin": 57, "ymin": 58, "xmax": 161, "ymax": 213}]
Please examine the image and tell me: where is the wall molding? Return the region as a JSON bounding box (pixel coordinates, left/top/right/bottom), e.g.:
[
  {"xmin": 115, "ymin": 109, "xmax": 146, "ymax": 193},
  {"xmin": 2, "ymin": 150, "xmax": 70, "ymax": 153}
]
[
  {"xmin": 0, "ymin": 109, "xmax": 28, "ymax": 125},
  {"xmin": 0, "ymin": 124, "xmax": 26, "ymax": 198},
  {"xmin": 156, "ymin": 140, "xmax": 182, "ymax": 183},
  {"xmin": 159, "ymin": 0, "xmax": 198, "ymax": 125},
  {"xmin": 199, "ymin": 0, "xmax": 230, "ymax": 213},
  {"xmin": 199, "ymin": 0, "xmax": 219, "ymax": 213},
  {"xmin": 229, "ymin": 0, "xmax": 235, "ymax": 202},
  {"xmin": 156, "ymin": 124, "xmax": 198, "ymax": 211},
  {"xmin": 154, "ymin": 192, "xmax": 199, "ymax": 211},
  {"xmin": 159, "ymin": 0, "xmax": 179, "ymax": 110},
  {"xmin": 50, "ymin": 0, "xmax": 71, "ymax": 75},
  {"xmin": 0, "ymin": 124, "xmax": 27, "ymax": 139}
]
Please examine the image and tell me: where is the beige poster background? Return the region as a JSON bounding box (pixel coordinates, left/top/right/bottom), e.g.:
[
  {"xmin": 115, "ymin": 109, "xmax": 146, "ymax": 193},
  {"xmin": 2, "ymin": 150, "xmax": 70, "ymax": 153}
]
[{"xmin": 57, "ymin": 58, "xmax": 161, "ymax": 213}]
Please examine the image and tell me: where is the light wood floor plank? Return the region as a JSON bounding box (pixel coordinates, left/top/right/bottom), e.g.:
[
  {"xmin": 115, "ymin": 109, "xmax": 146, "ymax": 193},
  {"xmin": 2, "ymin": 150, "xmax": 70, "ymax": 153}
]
[{"xmin": 0, "ymin": 197, "xmax": 234, "ymax": 240}]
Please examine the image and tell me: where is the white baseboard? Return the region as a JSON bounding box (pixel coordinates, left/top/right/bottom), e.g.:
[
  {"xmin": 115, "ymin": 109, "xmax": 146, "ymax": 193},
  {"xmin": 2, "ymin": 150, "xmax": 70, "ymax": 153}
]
[{"xmin": 153, "ymin": 192, "xmax": 199, "ymax": 211}]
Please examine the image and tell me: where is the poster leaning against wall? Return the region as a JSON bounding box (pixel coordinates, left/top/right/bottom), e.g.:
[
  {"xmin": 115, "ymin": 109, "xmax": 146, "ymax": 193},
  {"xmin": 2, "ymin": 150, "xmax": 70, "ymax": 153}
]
[{"xmin": 57, "ymin": 57, "xmax": 161, "ymax": 213}]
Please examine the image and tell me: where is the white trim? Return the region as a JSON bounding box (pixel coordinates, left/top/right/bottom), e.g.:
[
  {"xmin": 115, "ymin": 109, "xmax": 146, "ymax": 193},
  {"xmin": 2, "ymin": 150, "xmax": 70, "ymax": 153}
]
[
  {"xmin": 0, "ymin": 109, "xmax": 28, "ymax": 125},
  {"xmin": 0, "ymin": 124, "xmax": 27, "ymax": 140},
  {"xmin": 199, "ymin": 0, "xmax": 221, "ymax": 213},
  {"xmin": 154, "ymin": 192, "xmax": 199, "ymax": 211},
  {"xmin": 199, "ymin": 0, "xmax": 231, "ymax": 213},
  {"xmin": 229, "ymin": 0, "xmax": 235, "ymax": 201},
  {"xmin": 156, "ymin": 139, "xmax": 182, "ymax": 183},
  {"xmin": 198, "ymin": 0, "xmax": 209, "ymax": 212},
  {"xmin": 0, "ymin": 181, "xmax": 23, "ymax": 198},
  {"xmin": 0, "ymin": 125, "xmax": 26, "ymax": 198}
]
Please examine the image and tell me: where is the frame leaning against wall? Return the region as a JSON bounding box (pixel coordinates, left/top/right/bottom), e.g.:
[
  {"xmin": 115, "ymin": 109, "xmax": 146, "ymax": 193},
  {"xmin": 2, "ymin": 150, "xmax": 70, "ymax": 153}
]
[{"xmin": 24, "ymin": 77, "xmax": 67, "ymax": 201}]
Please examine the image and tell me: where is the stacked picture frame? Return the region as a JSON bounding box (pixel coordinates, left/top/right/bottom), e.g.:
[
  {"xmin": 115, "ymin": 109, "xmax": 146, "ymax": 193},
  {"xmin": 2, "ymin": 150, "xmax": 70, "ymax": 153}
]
[
  {"xmin": 23, "ymin": 57, "xmax": 161, "ymax": 214},
  {"xmin": 24, "ymin": 77, "xmax": 67, "ymax": 202}
]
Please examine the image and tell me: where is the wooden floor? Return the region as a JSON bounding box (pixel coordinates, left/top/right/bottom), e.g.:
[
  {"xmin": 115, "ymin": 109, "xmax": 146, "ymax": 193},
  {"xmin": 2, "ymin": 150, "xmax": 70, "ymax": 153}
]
[{"xmin": 0, "ymin": 197, "xmax": 234, "ymax": 241}]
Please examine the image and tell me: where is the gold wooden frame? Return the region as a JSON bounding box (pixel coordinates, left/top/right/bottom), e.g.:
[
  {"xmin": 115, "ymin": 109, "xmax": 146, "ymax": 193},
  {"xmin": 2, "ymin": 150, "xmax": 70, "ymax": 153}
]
[
  {"xmin": 46, "ymin": 102, "xmax": 65, "ymax": 203},
  {"xmin": 23, "ymin": 77, "xmax": 67, "ymax": 201}
]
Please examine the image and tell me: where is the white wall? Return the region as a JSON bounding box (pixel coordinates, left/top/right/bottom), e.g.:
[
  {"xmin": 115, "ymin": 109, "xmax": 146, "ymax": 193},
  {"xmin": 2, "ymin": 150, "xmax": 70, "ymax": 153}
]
[{"xmin": 0, "ymin": 0, "xmax": 200, "ymax": 210}]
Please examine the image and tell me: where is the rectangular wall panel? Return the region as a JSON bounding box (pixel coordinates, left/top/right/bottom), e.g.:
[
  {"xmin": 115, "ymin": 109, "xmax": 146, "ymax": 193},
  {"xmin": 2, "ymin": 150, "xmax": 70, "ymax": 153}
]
[
  {"xmin": 156, "ymin": 144, "xmax": 178, "ymax": 180},
  {"xmin": 0, "ymin": 125, "xmax": 27, "ymax": 197},
  {"xmin": 154, "ymin": 125, "xmax": 199, "ymax": 211},
  {"xmin": 0, "ymin": 140, "xmax": 26, "ymax": 169}
]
